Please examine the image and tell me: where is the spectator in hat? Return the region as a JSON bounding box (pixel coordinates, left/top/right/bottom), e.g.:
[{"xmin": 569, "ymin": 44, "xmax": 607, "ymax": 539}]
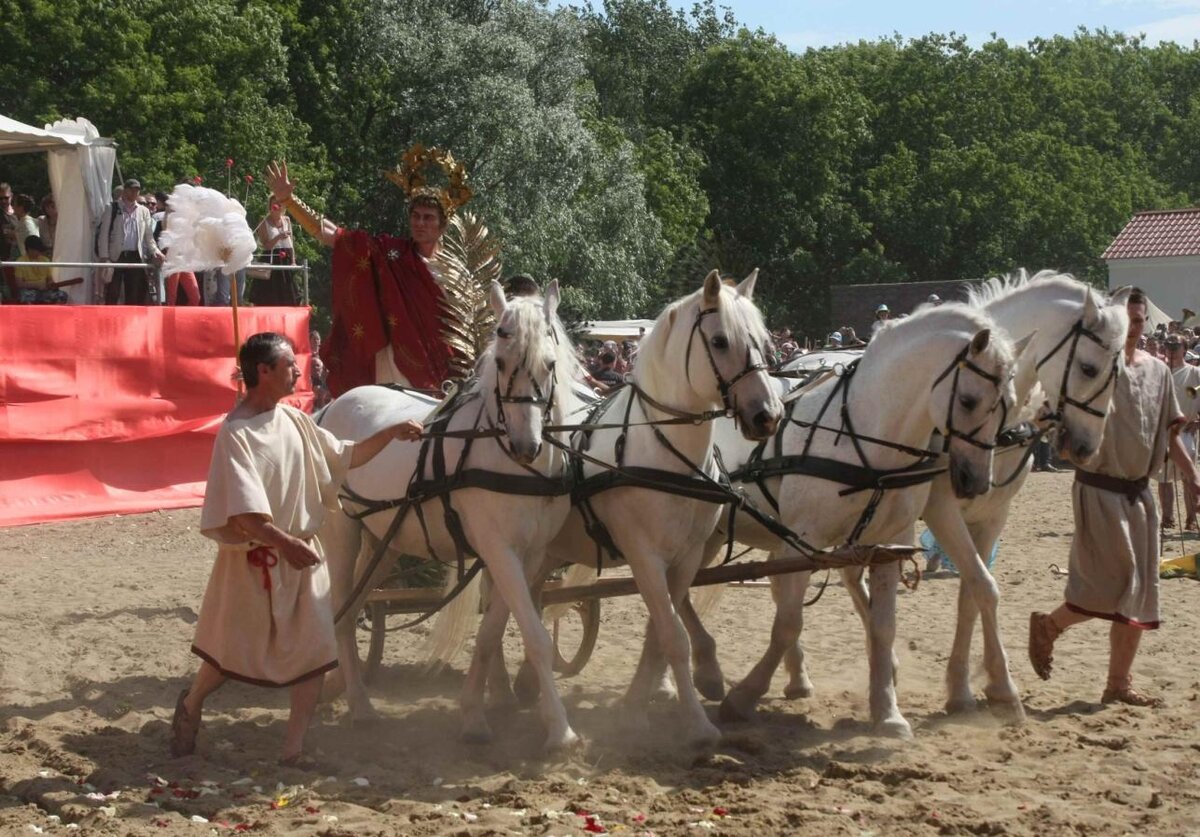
[
  {"xmin": 98, "ymin": 178, "xmax": 163, "ymax": 305},
  {"xmin": 840, "ymin": 325, "xmax": 866, "ymax": 347},
  {"xmin": 927, "ymin": 293, "xmax": 943, "ymax": 306},
  {"xmin": 825, "ymin": 330, "xmax": 844, "ymax": 349},
  {"xmin": 871, "ymin": 303, "xmax": 891, "ymax": 339}
]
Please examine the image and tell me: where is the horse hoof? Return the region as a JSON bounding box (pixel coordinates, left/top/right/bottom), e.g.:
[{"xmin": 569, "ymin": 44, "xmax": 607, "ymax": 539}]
[
  {"xmin": 694, "ymin": 672, "xmax": 726, "ymax": 702},
  {"xmin": 545, "ymin": 729, "xmax": 583, "ymax": 754},
  {"xmin": 688, "ymin": 721, "xmax": 722, "ymax": 750},
  {"xmin": 718, "ymin": 694, "xmax": 755, "ymax": 723},
  {"xmin": 513, "ymin": 668, "xmax": 540, "ymax": 708},
  {"xmin": 348, "ymin": 703, "xmax": 381, "ymax": 726},
  {"xmin": 985, "ymin": 696, "xmax": 1027, "ymax": 725},
  {"xmin": 461, "ymin": 727, "xmax": 493, "ymax": 746},
  {"xmin": 875, "ymin": 717, "xmax": 913, "ymax": 739},
  {"xmin": 783, "ymin": 682, "xmax": 814, "ymax": 700},
  {"xmin": 944, "ymin": 695, "xmax": 977, "ymax": 714}
]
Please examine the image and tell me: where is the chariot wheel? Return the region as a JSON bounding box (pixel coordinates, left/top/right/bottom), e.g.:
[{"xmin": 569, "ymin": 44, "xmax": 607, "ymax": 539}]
[{"xmin": 548, "ymin": 597, "xmax": 601, "ymax": 677}]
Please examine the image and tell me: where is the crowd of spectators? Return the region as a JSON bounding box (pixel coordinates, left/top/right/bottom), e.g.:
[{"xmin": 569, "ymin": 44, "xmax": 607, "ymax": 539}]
[
  {"xmin": 0, "ymin": 177, "xmax": 300, "ymax": 307},
  {"xmin": 1140, "ymin": 320, "xmax": 1200, "ymax": 364}
]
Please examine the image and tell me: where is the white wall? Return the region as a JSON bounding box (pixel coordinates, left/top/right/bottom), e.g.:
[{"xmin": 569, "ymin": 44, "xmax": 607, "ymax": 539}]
[{"xmin": 1107, "ymin": 256, "xmax": 1200, "ymax": 320}]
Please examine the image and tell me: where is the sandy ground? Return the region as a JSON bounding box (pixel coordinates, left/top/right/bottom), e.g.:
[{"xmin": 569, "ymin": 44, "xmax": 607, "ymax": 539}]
[{"xmin": 2, "ymin": 471, "xmax": 1200, "ymax": 836}]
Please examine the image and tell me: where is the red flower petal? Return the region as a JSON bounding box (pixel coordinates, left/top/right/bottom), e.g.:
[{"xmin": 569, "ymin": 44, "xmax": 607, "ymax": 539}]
[
  {"xmin": 304, "ymin": 806, "xmax": 320, "ymax": 814},
  {"xmin": 713, "ymin": 807, "xmax": 729, "ymax": 817}
]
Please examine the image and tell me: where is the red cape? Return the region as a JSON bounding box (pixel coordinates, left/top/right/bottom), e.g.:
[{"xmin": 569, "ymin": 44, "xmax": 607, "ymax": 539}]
[{"xmin": 321, "ymin": 230, "xmax": 451, "ymax": 396}]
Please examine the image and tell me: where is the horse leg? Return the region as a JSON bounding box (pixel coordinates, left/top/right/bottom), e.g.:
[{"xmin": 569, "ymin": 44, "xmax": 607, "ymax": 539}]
[
  {"xmin": 324, "ymin": 513, "xmax": 385, "ymax": 722},
  {"xmin": 968, "ymin": 519, "xmax": 1024, "ymax": 723},
  {"xmin": 511, "ymin": 573, "xmax": 551, "ymax": 708},
  {"xmin": 483, "ymin": 547, "xmax": 579, "ymax": 752},
  {"xmin": 866, "ymin": 557, "xmax": 911, "ymax": 738},
  {"xmin": 626, "ymin": 553, "xmax": 721, "ymax": 748},
  {"xmin": 780, "ymin": 564, "xmax": 816, "ymax": 699},
  {"xmin": 460, "ymin": 590, "xmax": 513, "ymax": 744},
  {"xmin": 721, "ymin": 565, "xmax": 810, "ymax": 722}
]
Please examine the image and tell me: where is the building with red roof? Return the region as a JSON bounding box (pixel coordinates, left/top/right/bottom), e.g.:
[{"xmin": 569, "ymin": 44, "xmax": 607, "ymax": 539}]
[{"xmin": 1104, "ymin": 208, "xmax": 1200, "ymax": 322}]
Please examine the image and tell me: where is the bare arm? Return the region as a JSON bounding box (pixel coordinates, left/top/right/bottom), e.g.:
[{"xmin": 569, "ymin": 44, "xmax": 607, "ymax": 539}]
[
  {"xmin": 228, "ymin": 512, "xmax": 319, "ymax": 570},
  {"xmin": 1168, "ymin": 421, "xmax": 1200, "ymax": 495},
  {"xmin": 349, "ymin": 419, "xmax": 424, "ymax": 468},
  {"xmin": 266, "ymin": 160, "xmax": 340, "ymax": 247}
]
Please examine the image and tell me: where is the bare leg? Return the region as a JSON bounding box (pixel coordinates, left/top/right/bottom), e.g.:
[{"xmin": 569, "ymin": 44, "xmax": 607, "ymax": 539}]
[
  {"xmin": 182, "ymin": 661, "xmax": 226, "ymax": 724},
  {"xmin": 281, "ymin": 675, "xmax": 324, "ymax": 761},
  {"xmin": 1106, "ymin": 623, "xmax": 1143, "ymax": 687},
  {"xmin": 1159, "ymin": 482, "xmax": 1175, "ymax": 526}
]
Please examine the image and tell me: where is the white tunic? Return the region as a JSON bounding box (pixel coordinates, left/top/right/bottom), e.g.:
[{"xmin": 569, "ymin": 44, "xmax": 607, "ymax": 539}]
[
  {"xmin": 193, "ymin": 405, "xmax": 353, "ymax": 686},
  {"xmin": 1065, "ymin": 355, "xmax": 1182, "ymax": 629}
]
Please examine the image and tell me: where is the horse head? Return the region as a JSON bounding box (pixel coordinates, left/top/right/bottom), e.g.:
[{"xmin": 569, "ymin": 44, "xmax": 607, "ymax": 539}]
[
  {"xmin": 485, "ymin": 279, "xmax": 575, "ymax": 465},
  {"xmin": 926, "ymin": 315, "xmax": 1020, "ymax": 499},
  {"xmin": 641, "ymin": 269, "xmax": 782, "ymax": 440},
  {"xmin": 1044, "ymin": 285, "xmax": 1130, "ymax": 465}
]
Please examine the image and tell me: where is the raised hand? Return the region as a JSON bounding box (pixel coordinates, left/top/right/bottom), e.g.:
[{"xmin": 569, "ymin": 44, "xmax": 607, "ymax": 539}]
[{"xmin": 266, "ymin": 160, "xmax": 295, "ymax": 204}]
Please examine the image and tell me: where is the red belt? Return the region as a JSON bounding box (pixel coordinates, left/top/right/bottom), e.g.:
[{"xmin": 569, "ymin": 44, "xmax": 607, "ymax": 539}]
[{"xmin": 247, "ymin": 546, "xmax": 278, "ymax": 591}]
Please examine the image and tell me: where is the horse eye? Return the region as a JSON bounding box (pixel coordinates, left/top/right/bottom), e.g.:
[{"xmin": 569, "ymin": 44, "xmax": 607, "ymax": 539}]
[
  {"xmin": 1079, "ymin": 362, "xmax": 1098, "ymax": 379},
  {"xmin": 711, "ymin": 335, "xmax": 730, "ymax": 350},
  {"xmin": 959, "ymin": 395, "xmax": 978, "ymax": 411},
  {"xmin": 497, "ymin": 327, "xmax": 510, "ymax": 339}
]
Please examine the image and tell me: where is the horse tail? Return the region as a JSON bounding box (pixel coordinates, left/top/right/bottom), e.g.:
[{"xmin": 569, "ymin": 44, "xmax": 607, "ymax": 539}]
[
  {"xmin": 421, "ymin": 565, "xmax": 483, "ymax": 670},
  {"xmin": 543, "ymin": 563, "xmax": 596, "ymax": 624},
  {"xmin": 691, "ymin": 581, "xmax": 726, "ymax": 622}
]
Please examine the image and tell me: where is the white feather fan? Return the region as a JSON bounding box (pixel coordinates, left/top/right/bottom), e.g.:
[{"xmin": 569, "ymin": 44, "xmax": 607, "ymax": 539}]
[{"xmin": 159, "ymin": 185, "xmax": 256, "ymax": 275}]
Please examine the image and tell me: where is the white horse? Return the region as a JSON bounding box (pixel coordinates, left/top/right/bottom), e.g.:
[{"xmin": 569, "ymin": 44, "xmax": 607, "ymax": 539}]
[
  {"xmin": 316, "ymin": 281, "xmax": 587, "ymax": 751},
  {"xmin": 870, "ymin": 273, "xmax": 1130, "ymax": 718},
  {"xmin": 459, "ymin": 269, "xmax": 783, "ymax": 749},
  {"xmin": 662, "ymin": 302, "xmax": 1025, "ymax": 737}
]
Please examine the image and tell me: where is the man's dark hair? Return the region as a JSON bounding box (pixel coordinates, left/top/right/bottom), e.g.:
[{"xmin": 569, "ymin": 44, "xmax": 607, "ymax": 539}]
[
  {"xmin": 24, "ymin": 235, "xmax": 48, "ymax": 254},
  {"xmin": 505, "ymin": 273, "xmax": 539, "ymax": 298},
  {"xmin": 239, "ymin": 332, "xmax": 293, "ymax": 388},
  {"xmin": 1128, "ymin": 287, "xmax": 1146, "ymax": 307},
  {"xmin": 13, "ymin": 194, "xmax": 34, "ymax": 212},
  {"xmin": 408, "ymin": 194, "xmax": 447, "ymax": 226},
  {"xmin": 155, "ymin": 191, "xmax": 169, "ymax": 206}
]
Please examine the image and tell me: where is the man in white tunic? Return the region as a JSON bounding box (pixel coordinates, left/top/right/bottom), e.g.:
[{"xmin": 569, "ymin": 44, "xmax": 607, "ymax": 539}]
[
  {"xmin": 171, "ymin": 332, "xmax": 422, "ymax": 765},
  {"xmin": 1030, "ymin": 290, "xmax": 1200, "ymax": 706},
  {"xmin": 1155, "ymin": 335, "xmax": 1200, "ymax": 529}
]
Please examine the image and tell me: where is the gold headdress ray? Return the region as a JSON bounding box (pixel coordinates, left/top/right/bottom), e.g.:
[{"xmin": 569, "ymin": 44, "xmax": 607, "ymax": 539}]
[{"xmin": 385, "ymin": 143, "xmax": 474, "ymax": 217}]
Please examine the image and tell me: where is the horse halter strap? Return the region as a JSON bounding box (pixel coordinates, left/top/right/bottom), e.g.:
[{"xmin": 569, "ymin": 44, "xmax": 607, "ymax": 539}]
[
  {"xmin": 1035, "ymin": 318, "xmax": 1118, "ymax": 422},
  {"xmin": 684, "ymin": 306, "xmax": 770, "ymax": 421},
  {"xmin": 491, "ymin": 327, "xmax": 558, "ymax": 463},
  {"xmin": 930, "ymin": 344, "xmax": 1006, "ymax": 453}
]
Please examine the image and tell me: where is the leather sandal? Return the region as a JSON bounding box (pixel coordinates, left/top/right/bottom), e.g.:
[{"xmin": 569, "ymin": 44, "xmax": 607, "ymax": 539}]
[
  {"xmin": 1102, "ymin": 681, "xmax": 1163, "ymax": 708},
  {"xmin": 1028, "ymin": 612, "xmax": 1061, "ymax": 681},
  {"xmin": 170, "ymin": 689, "xmax": 201, "ymax": 758}
]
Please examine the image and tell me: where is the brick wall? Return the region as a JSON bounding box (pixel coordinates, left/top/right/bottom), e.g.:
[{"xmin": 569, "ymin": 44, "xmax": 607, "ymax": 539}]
[{"xmin": 829, "ymin": 279, "xmax": 984, "ymax": 338}]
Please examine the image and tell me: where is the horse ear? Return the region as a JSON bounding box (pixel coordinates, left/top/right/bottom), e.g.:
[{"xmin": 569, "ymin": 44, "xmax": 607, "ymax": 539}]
[
  {"xmin": 1013, "ymin": 330, "xmax": 1037, "ymax": 362},
  {"xmin": 702, "ymin": 269, "xmax": 722, "ymax": 305},
  {"xmin": 544, "ymin": 278, "xmax": 560, "ymax": 320},
  {"xmin": 736, "ymin": 268, "xmax": 759, "ymax": 299},
  {"xmin": 1108, "ymin": 285, "xmax": 1133, "ymax": 308},
  {"xmin": 1082, "ymin": 287, "xmax": 1101, "ymax": 327},
  {"xmin": 969, "ymin": 328, "xmax": 991, "ymax": 355},
  {"xmin": 489, "ymin": 281, "xmax": 507, "ymax": 318}
]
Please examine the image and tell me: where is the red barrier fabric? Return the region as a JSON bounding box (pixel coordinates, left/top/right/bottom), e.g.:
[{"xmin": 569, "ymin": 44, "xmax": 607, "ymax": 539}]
[{"xmin": 0, "ymin": 306, "xmax": 312, "ymax": 527}]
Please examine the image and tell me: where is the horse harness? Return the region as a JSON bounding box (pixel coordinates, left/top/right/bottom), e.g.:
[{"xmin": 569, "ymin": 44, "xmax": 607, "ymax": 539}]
[{"xmin": 331, "ymin": 370, "xmax": 572, "ymax": 626}]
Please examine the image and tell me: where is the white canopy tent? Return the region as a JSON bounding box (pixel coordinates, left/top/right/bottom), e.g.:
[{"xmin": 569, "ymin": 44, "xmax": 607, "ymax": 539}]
[
  {"xmin": 577, "ymin": 318, "xmax": 656, "ymax": 342},
  {"xmin": 0, "ymin": 115, "xmax": 115, "ymax": 303}
]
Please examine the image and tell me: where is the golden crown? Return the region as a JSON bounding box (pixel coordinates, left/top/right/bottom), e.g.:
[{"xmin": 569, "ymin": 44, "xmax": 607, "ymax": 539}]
[{"xmin": 384, "ymin": 144, "xmax": 473, "ymax": 217}]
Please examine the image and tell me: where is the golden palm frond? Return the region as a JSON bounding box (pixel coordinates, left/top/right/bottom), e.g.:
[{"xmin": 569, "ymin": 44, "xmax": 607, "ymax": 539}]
[{"xmin": 433, "ymin": 212, "xmax": 504, "ymax": 380}]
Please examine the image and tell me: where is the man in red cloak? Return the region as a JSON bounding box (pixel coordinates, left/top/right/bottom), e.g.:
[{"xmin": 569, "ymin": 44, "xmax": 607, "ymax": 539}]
[{"xmin": 265, "ymin": 159, "xmax": 459, "ymax": 396}]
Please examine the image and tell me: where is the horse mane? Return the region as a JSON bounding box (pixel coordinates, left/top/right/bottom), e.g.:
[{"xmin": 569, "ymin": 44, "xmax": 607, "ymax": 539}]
[
  {"xmin": 475, "ymin": 293, "xmax": 583, "ymax": 421},
  {"xmin": 865, "ymin": 301, "xmax": 1015, "ymax": 366},
  {"xmin": 964, "ymin": 268, "xmax": 1126, "ymax": 349},
  {"xmin": 634, "ymin": 281, "xmax": 770, "ymax": 395}
]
